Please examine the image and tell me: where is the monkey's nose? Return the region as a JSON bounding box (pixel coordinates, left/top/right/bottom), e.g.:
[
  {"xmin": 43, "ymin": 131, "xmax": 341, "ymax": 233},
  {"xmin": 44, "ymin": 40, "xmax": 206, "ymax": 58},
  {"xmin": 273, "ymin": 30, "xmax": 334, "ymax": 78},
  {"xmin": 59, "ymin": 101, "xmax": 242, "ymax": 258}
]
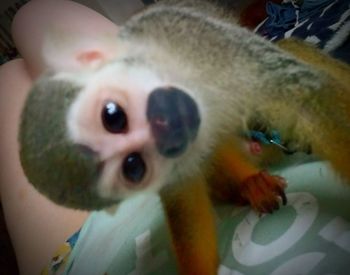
[{"xmin": 146, "ymin": 87, "xmax": 200, "ymax": 158}]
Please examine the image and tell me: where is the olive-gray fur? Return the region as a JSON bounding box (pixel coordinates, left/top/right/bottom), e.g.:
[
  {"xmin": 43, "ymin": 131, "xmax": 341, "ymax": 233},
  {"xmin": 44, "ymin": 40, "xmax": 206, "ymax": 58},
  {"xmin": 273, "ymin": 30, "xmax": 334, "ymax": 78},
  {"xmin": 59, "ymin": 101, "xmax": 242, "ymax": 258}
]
[{"xmin": 19, "ymin": 77, "xmax": 116, "ymax": 209}]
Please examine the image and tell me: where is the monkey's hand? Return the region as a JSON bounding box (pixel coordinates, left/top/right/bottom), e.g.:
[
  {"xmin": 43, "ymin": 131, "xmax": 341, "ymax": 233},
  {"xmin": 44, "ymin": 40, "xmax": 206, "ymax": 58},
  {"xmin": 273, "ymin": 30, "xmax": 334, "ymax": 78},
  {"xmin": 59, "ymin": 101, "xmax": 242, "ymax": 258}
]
[
  {"xmin": 238, "ymin": 171, "xmax": 287, "ymax": 214},
  {"xmin": 212, "ymin": 140, "xmax": 287, "ymax": 214}
]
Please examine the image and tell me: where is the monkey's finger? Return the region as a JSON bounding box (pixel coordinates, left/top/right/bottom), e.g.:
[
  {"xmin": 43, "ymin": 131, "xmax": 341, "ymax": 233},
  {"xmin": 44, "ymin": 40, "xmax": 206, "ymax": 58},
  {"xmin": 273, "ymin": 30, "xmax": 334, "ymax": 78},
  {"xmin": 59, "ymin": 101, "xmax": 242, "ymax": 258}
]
[
  {"xmin": 278, "ymin": 189, "xmax": 287, "ymax": 205},
  {"xmin": 260, "ymin": 172, "xmax": 288, "ymax": 206},
  {"xmin": 238, "ymin": 171, "xmax": 287, "ymax": 215},
  {"xmin": 261, "ymin": 197, "xmax": 280, "ymax": 214},
  {"xmin": 271, "ymin": 181, "xmax": 287, "ymax": 206},
  {"xmin": 272, "ymin": 177, "xmax": 288, "ymax": 206}
]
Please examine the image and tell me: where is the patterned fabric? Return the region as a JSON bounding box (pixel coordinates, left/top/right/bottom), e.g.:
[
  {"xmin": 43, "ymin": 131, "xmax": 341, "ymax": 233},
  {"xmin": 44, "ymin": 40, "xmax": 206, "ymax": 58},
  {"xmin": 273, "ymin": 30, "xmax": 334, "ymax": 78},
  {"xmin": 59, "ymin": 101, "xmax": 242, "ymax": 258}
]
[
  {"xmin": 42, "ymin": 230, "xmax": 80, "ymax": 275},
  {"xmin": 59, "ymin": 161, "xmax": 350, "ymax": 275},
  {"xmin": 255, "ymin": 0, "xmax": 350, "ymax": 63}
]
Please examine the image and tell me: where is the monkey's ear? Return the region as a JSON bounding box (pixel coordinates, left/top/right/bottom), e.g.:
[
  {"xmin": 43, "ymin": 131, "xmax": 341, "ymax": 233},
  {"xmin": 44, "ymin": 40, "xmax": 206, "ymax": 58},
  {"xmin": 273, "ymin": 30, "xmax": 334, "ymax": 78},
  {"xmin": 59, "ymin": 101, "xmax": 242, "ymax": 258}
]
[{"xmin": 43, "ymin": 28, "xmax": 118, "ymax": 72}]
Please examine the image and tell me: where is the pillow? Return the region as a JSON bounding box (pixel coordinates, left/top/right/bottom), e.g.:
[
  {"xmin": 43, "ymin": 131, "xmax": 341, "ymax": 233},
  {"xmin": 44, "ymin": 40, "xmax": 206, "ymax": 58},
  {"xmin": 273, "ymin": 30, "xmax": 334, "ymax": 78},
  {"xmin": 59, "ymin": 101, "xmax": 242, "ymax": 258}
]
[{"xmin": 62, "ymin": 160, "xmax": 350, "ymax": 275}]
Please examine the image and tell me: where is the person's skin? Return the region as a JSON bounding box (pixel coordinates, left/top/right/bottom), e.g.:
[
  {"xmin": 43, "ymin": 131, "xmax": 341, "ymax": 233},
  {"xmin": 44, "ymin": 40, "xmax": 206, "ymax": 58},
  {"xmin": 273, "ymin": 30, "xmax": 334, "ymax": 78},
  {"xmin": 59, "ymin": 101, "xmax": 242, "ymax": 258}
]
[
  {"xmin": 0, "ymin": 1, "xmax": 118, "ymax": 274},
  {"xmin": 11, "ymin": 0, "xmax": 119, "ymax": 78}
]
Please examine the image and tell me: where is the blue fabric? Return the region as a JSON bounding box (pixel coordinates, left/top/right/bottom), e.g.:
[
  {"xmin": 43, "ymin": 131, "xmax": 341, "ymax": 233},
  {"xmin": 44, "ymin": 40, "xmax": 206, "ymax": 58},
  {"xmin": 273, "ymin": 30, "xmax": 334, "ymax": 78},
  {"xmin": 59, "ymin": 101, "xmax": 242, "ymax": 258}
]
[
  {"xmin": 66, "ymin": 229, "xmax": 81, "ymax": 248},
  {"xmin": 301, "ymin": 0, "xmax": 335, "ymax": 9},
  {"xmin": 256, "ymin": 0, "xmax": 350, "ymax": 64},
  {"xmin": 265, "ymin": 2, "xmax": 298, "ymax": 30}
]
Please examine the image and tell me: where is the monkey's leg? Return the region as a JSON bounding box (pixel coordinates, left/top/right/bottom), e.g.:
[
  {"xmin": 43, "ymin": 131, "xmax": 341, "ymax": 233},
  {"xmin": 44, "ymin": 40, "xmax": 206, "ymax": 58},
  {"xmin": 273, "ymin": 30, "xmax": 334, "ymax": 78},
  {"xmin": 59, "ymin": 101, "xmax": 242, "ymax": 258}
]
[
  {"xmin": 210, "ymin": 140, "xmax": 287, "ymax": 214},
  {"xmin": 276, "ymin": 39, "xmax": 350, "ymax": 184},
  {"xmin": 160, "ymin": 177, "xmax": 218, "ymax": 275},
  {"xmin": 298, "ymin": 92, "xmax": 350, "ymax": 183}
]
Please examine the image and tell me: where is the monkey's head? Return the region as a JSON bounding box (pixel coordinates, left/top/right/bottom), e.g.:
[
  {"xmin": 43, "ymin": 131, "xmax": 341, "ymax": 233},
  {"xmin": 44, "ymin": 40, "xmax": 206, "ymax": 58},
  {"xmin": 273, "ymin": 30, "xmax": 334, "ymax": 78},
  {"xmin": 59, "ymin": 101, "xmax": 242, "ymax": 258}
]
[{"xmin": 19, "ymin": 61, "xmax": 206, "ymax": 210}]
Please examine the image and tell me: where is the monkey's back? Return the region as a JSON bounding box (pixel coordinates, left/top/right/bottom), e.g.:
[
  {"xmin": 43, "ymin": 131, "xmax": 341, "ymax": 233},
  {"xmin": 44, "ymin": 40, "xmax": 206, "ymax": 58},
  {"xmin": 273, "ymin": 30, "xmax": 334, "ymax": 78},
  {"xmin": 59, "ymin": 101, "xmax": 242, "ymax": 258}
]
[{"xmin": 115, "ymin": 1, "xmax": 342, "ymax": 150}]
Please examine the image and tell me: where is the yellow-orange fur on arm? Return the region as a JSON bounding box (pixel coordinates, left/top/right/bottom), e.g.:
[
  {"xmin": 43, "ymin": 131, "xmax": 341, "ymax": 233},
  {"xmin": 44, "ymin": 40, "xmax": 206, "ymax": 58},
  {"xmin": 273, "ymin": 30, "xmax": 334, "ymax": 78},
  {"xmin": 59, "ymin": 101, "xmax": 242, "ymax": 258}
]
[{"xmin": 160, "ymin": 176, "xmax": 218, "ymax": 275}]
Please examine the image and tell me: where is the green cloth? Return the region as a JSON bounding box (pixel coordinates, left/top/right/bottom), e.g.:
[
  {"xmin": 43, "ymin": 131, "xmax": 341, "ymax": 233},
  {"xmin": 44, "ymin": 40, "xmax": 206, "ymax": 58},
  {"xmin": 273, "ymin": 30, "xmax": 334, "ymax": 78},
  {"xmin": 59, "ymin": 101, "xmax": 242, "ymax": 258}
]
[{"xmin": 64, "ymin": 161, "xmax": 350, "ymax": 274}]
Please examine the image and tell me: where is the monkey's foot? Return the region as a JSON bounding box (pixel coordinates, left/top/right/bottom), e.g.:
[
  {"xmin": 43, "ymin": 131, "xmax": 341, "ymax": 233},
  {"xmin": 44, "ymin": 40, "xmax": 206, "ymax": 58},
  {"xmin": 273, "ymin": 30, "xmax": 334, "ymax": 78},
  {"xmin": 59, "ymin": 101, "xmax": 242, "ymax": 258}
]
[{"xmin": 239, "ymin": 171, "xmax": 287, "ymax": 214}]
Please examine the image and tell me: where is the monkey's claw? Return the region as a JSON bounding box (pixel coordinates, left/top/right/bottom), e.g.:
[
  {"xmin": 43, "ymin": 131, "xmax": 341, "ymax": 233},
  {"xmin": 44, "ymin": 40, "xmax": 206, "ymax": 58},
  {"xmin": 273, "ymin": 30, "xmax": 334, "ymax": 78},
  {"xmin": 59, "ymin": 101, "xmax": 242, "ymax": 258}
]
[{"xmin": 239, "ymin": 171, "xmax": 287, "ymax": 214}]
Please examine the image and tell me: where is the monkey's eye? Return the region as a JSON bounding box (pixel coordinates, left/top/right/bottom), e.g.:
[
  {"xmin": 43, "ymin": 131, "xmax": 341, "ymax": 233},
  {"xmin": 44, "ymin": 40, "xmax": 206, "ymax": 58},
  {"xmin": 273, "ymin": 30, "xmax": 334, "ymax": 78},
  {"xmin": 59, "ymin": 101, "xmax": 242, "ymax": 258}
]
[
  {"xmin": 102, "ymin": 101, "xmax": 127, "ymax": 133},
  {"xmin": 122, "ymin": 152, "xmax": 146, "ymax": 183}
]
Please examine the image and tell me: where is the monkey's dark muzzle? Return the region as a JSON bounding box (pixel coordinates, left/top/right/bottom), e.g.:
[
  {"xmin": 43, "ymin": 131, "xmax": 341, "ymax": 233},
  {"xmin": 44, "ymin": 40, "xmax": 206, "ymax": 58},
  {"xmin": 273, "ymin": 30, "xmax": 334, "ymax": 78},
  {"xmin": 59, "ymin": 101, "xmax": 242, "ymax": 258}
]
[{"xmin": 146, "ymin": 87, "xmax": 200, "ymax": 158}]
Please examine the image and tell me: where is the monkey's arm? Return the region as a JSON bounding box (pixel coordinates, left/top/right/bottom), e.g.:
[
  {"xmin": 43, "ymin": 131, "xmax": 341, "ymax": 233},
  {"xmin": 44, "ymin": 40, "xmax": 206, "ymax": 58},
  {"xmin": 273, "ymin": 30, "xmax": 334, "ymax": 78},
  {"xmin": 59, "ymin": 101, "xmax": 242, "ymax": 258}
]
[{"xmin": 160, "ymin": 176, "xmax": 218, "ymax": 275}]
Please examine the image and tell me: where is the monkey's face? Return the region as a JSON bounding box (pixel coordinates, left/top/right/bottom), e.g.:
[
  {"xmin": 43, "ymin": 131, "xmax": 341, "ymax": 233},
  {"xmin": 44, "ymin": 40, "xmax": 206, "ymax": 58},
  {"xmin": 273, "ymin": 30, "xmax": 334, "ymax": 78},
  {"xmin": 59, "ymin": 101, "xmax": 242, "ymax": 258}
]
[{"xmin": 20, "ymin": 62, "xmax": 204, "ymax": 210}]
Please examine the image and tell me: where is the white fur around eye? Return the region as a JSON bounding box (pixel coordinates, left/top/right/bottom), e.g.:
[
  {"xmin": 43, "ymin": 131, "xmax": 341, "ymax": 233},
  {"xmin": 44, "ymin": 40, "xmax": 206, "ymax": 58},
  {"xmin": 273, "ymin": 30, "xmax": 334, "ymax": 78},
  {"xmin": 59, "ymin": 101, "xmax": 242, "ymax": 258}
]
[{"xmin": 65, "ymin": 63, "xmax": 165, "ymax": 153}]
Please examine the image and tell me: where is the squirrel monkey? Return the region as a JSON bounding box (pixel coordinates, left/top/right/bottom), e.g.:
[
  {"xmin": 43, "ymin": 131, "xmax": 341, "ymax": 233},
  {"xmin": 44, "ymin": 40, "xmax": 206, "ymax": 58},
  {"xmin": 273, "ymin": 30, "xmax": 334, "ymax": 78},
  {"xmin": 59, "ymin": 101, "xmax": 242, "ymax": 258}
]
[{"xmin": 19, "ymin": 0, "xmax": 350, "ymax": 274}]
